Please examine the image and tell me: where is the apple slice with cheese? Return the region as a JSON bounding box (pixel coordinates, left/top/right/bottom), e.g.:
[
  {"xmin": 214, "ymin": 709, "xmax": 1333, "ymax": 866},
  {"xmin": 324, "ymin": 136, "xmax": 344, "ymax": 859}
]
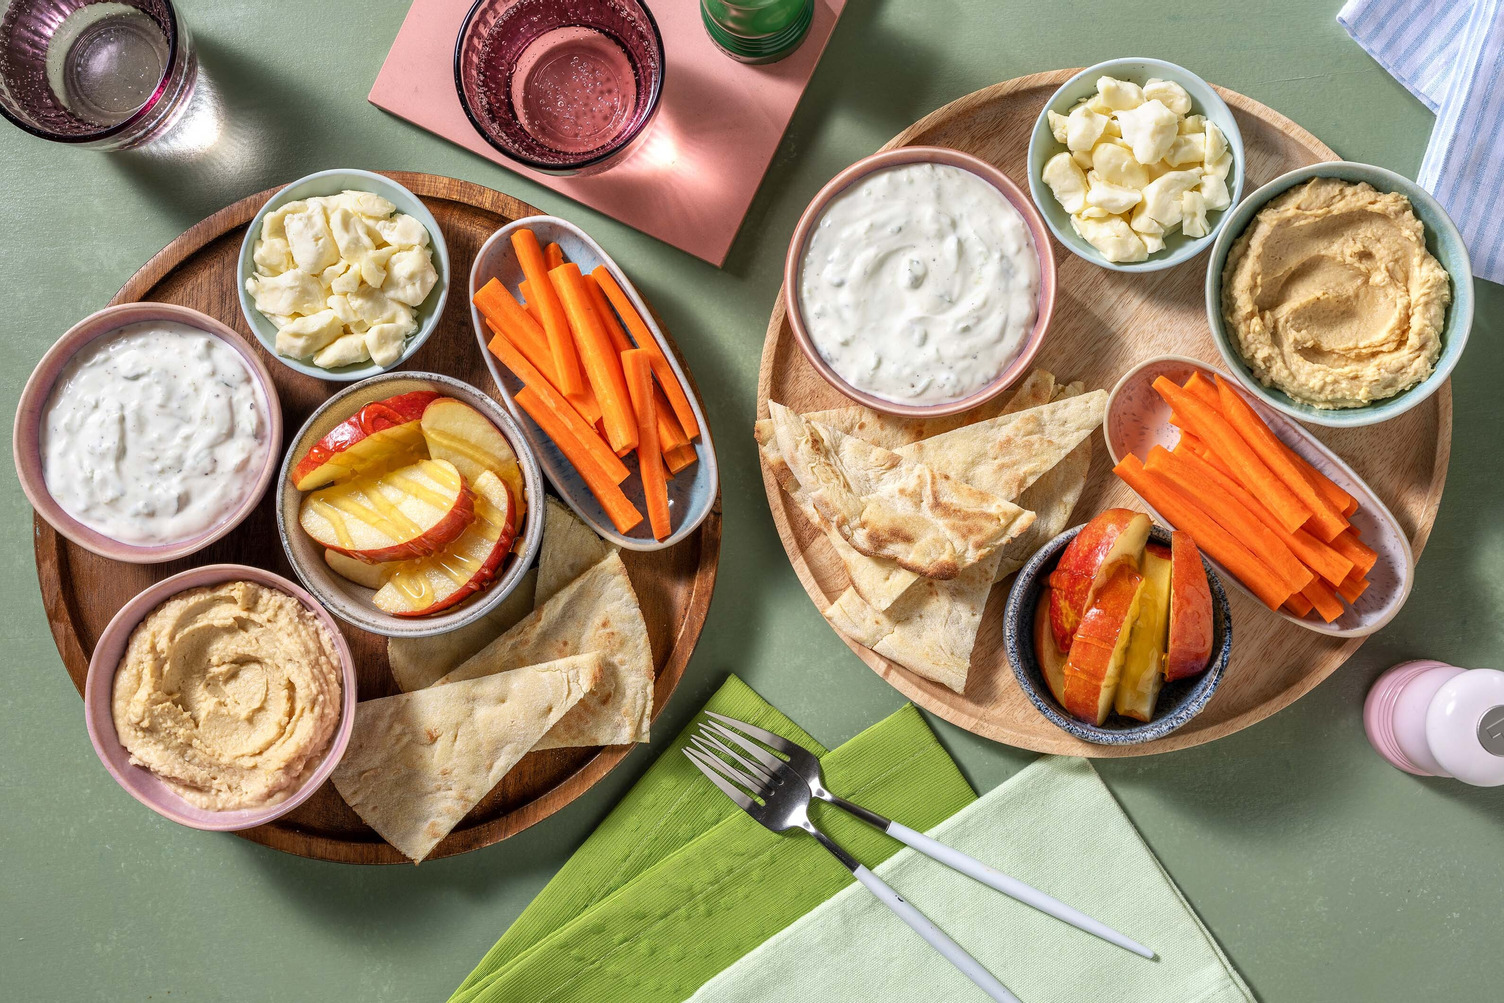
[
  {"xmin": 291, "ymin": 390, "xmax": 438, "ymax": 490},
  {"xmin": 1033, "ymin": 590, "xmax": 1070, "ymax": 707},
  {"xmin": 300, "ymin": 458, "xmax": 474, "ymax": 563},
  {"xmin": 1047, "ymin": 508, "xmax": 1151, "ymax": 653},
  {"xmin": 1113, "ymin": 542, "xmax": 1172, "ymax": 722},
  {"xmin": 1165, "ymin": 531, "xmax": 1214, "ymax": 681},
  {"xmin": 419, "ymin": 397, "xmax": 528, "ymax": 529},
  {"xmin": 324, "ymin": 548, "xmax": 394, "ymax": 589},
  {"xmin": 373, "ymin": 469, "xmax": 518, "ymax": 616},
  {"xmin": 1060, "ymin": 565, "xmax": 1145, "ymax": 725}
]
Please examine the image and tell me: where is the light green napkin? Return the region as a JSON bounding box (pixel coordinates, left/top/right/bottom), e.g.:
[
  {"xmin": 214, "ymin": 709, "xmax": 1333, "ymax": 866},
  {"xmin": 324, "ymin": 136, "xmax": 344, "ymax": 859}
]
[
  {"xmin": 689, "ymin": 756, "xmax": 1257, "ymax": 1003},
  {"xmin": 448, "ymin": 675, "xmax": 976, "ymax": 1003}
]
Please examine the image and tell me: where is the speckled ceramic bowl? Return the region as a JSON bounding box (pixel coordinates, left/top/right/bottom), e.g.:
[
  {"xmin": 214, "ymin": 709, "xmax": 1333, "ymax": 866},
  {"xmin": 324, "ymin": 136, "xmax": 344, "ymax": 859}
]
[
  {"xmin": 12, "ymin": 302, "xmax": 283, "ymax": 564},
  {"xmin": 1205, "ymin": 161, "xmax": 1472, "ymax": 428},
  {"xmin": 276, "ymin": 371, "xmax": 544, "ymax": 638},
  {"xmin": 237, "ymin": 169, "xmax": 450, "ymax": 382},
  {"xmin": 1027, "ymin": 58, "xmax": 1245, "ymax": 273},
  {"xmin": 82, "ymin": 564, "xmax": 357, "ymax": 832},
  {"xmin": 784, "ymin": 146, "xmax": 1056, "ymax": 418},
  {"xmin": 1003, "ymin": 524, "xmax": 1232, "ymax": 745}
]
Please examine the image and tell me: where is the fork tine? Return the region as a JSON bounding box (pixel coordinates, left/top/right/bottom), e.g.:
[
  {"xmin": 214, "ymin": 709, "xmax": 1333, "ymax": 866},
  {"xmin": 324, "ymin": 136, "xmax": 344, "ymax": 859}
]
[
  {"xmin": 703, "ymin": 721, "xmax": 788, "ymax": 774},
  {"xmin": 688, "ymin": 734, "xmax": 771, "ymax": 786},
  {"xmin": 682, "ymin": 748, "xmax": 755, "ymax": 809},
  {"xmin": 704, "ymin": 711, "xmax": 799, "ymax": 756},
  {"xmin": 693, "ymin": 729, "xmax": 779, "ymax": 785}
]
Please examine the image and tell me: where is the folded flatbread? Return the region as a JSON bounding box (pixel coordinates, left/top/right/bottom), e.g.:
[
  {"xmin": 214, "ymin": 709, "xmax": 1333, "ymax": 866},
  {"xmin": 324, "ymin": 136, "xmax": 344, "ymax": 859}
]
[
  {"xmin": 991, "ymin": 382, "xmax": 1094, "ymax": 581},
  {"xmin": 386, "ymin": 569, "xmax": 538, "ymax": 693},
  {"xmin": 537, "ymin": 497, "xmax": 615, "ymax": 607},
  {"xmin": 331, "ymin": 652, "xmax": 603, "ymax": 863},
  {"xmin": 767, "ymin": 402, "xmax": 1034, "ymax": 580},
  {"xmin": 438, "ymin": 551, "xmax": 653, "ymax": 750}
]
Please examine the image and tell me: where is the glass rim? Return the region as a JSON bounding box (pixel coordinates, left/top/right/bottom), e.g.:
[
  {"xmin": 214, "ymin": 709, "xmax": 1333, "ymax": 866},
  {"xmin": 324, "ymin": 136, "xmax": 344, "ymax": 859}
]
[
  {"xmin": 0, "ymin": 0, "xmax": 182, "ymax": 145},
  {"xmin": 451, "ymin": 0, "xmax": 666, "ymax": 173}
]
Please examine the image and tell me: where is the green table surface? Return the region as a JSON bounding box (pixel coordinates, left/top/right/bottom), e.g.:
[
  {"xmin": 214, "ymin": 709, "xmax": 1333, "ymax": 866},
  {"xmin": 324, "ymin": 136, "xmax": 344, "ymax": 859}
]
[{"xmin": 4, "ymin": 1, "xmax": 1502, "ymax": 1000}]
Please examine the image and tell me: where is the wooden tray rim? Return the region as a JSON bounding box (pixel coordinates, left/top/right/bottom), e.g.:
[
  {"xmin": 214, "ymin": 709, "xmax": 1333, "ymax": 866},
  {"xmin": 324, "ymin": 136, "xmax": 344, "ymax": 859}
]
[{"xmin": 755, "ymin": 70, "xmax": 1453, "ymax": 757}]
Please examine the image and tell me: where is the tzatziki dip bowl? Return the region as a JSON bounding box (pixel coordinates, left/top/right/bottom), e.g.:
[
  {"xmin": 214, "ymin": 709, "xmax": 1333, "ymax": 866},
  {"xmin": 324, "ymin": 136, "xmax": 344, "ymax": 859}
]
[
  {"xmin": 13, "ymin": 303, "xmax": 283, "ymax": 564},
  {"xmin": 784, "ymin": 146, "xmax": 1056, "ymax": 418}
]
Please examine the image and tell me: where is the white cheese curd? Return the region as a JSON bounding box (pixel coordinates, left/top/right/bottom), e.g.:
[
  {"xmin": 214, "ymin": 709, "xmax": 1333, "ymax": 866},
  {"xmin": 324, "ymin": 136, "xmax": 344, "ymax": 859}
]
[
  {"xmin": 41, "ymin": 322, "xmax": 270, "ymax": 546},
  {"xmin": 798, "ymin": 162, "xmax": 1039, "ymax": 405}
]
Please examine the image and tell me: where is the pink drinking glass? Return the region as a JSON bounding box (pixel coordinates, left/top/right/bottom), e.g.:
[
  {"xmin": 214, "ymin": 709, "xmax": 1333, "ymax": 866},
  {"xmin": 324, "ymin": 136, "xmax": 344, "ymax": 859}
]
[{"xmin": 454, "ymin": 0, "xmax": 665, "ymax": 176}]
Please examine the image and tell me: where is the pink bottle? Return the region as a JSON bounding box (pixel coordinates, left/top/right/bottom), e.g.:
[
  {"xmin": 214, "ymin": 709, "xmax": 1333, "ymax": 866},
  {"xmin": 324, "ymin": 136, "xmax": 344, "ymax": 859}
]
[{"xmin": 1364, "ymin": 660, "xmax": 1504, "ymax": 786}]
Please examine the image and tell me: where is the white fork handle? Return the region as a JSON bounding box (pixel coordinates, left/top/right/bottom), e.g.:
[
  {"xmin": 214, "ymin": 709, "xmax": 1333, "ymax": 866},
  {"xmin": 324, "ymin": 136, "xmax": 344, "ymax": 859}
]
[
  {"xmin": 852, "ymin": 865, "xmax": 1022, "ymax": 1003},
  {"xmin": 886, "ymin": 822, "xmax": 1155, "ymax": 960}
]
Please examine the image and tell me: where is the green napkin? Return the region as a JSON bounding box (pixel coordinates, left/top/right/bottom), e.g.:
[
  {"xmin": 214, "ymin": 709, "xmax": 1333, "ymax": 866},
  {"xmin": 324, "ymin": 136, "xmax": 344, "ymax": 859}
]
[
  {"xmin": 688, "ymin": 756, "xmax": 1257, "ymax": 1003},
  {"xmin": 449, "ymin": 675, "xmax": 976, "ymax": 1003}
]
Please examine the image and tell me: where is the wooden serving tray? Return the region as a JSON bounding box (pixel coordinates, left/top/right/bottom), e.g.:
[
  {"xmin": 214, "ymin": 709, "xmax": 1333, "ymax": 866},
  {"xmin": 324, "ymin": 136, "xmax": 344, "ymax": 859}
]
[
  {"xmin": 37, "ymin": 173, "xmax": 721, "ymax": 862},
  {"xmin": 757, "ymin": 70, "xmax": 1450, "ymax": 757}
]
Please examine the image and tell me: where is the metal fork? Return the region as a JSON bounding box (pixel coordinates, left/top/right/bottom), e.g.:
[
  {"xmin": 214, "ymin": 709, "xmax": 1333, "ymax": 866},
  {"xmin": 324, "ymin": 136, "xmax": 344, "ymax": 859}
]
[
  {"xmin": 698, "ymin": 712, "xmax": 1155, "ymax": 959},
  {"xmin": 686, "ymin": 728, "xmax": 1024, "ymax": 1003}
]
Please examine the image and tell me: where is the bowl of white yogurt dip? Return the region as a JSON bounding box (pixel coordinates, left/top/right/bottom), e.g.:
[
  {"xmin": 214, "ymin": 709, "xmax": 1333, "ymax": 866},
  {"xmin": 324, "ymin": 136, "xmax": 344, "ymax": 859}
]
[
  {"xmin": 785, "ymin": 146, "xmax": 1056, "ymax": 417},
  {"xmin": 13, "ymin": 303, "xmax": 282, "ymax": 563}
]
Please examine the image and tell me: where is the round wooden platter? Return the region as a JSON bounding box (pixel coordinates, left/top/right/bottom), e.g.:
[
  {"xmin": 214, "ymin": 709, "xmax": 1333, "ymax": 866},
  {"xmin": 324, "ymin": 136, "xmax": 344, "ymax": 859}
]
[
  {"xmin": 37, "ymin": 172, "xmax": 722, "ymax": 862},
  {"xmin": 757, "ymin": 70, "xmax": 1450, "ymax": 757}
]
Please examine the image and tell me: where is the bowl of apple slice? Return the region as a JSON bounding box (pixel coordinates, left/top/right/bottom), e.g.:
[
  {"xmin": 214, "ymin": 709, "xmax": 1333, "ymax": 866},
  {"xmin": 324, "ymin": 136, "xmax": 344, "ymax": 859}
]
[
  {"xmin": 1003, "ymin": 509, "xmax": 1232, "ymax": 745},
  {"xmin": 276, "ymin": 371, "xmax": 544, "ymax": 637}
]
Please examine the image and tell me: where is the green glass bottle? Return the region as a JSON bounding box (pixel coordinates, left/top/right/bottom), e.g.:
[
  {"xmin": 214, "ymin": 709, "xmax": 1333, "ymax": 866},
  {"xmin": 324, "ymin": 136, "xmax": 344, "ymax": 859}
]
[{"xmin": 701, "ymin": 0, "xmax": 814, "ymax": 64}]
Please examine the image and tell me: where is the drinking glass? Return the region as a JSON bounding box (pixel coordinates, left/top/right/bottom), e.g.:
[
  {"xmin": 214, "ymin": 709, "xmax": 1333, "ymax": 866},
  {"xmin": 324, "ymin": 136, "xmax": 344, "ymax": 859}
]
[
  {"xmin": 454, "ymin": 0, "xmax": 664, "ymax": 176},
  {"xmin": 701, "ymin": 0, "xmax": 812, "ymax": 64},
  {"xmin": 0, "ymin": 0, "xmax": 197, "ymax": 150}
]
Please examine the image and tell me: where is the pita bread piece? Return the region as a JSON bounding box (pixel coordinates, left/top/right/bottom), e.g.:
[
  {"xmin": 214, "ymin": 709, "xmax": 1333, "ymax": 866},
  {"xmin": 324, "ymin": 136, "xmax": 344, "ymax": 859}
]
[
  {"xmin": 537, "ymin": 496, "xmax": 615, "ymax": 607},
  {"xmin": 768, "ymin": 402, "xmax": 1033, "ymax": 580},
  {"xmin": 439, "ymin": 551, "xmax": 653, "ymax": 750},
  {"xmin": 991, "ymin": 382, "xmax": 1094, "ymax": 581},
  {"xmin": 331, "ymin": 652, "xmax": 603, "ymax": 863},
  {"xmin": 386, "ymin": 570, "xmax": 539, "ymax": 693}
]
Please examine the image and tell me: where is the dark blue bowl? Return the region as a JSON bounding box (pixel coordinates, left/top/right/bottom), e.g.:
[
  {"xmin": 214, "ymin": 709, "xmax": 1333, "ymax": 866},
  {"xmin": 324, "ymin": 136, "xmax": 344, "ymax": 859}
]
[{"xmin": 1003, "ymin": 524, "xmax": 1232, "ymax": 745}]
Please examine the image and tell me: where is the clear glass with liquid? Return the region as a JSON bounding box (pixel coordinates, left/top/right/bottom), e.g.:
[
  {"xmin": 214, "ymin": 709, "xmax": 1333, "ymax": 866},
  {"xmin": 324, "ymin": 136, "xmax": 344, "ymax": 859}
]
[{"xmin": 0, "ymin": 0, "xmax": 197, "ymax": 149}]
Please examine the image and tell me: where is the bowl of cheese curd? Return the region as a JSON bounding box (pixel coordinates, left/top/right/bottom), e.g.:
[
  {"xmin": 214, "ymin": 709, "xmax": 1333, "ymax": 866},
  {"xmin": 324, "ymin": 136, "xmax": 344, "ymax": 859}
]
[
  {"xmin": 785, "ymin": 147, "xmax": 1055, "ymax": 417},
  {"xmin": 13, "ymin": 303, "xmax": 282, "ymax": 563}
]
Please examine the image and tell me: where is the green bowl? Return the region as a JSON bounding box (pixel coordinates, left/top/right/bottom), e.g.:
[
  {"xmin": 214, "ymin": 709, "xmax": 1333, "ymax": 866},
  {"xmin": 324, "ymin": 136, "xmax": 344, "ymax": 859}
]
[
  {"xmin": 1026, "ymin": 57, "xmax": 1246, "ymax": 273},
  {"xmin": 1204, "ymin": 161, "xmax": 1473, "ymax": 428},
  {"xmin": 236, "ymin": 169, "xmax": 450, "ymax": 382}
]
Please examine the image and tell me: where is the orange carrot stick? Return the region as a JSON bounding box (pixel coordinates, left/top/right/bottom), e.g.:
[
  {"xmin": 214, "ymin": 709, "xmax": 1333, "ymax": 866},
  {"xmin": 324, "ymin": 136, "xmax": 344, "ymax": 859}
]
[
  {"xmin": 544, "ymin": 241, "xmax": 565, "ymax": 270},
  {"xmin": 550, "ymin": 263, "xmax": 638, "ymax": 454},
  {"xmin": 584, "ymin": 273, "xmax": 634, "ymax": 354},
  {"xmin": 1145, "ymin": 447, "xmax": 1313, "ymax": 593},
  {"xmin": 487, "ymin": 330, "xmax": 628, "ymax": 483},
  {"xmin": 591, "ymin": 266, "xmax": 700, "ymax": 440},
  {"xmin": 664, "ymin": 443, "xmax": 697, "ymax": 475},
  {"xmin": 1284, "ymin": 443, "xmax": 1356, "ymax": 517},
  {"xmin": 1331, "ymin": 529, "xmax": 1378, "ymax": 577},
  {"xmin": 1301, "ymin": 578, "xmax": 1345, "ymax": 623},
  {"xmin": 1115, "ymin": 454, "xmax": 1293, "ymax": 609},
  {"xmin": 1183, "ymin": 372, "xmax": 1221, "ymax": 409},
  {"xmin": 623, "ymin": 349, "xmax": 672, "ymax": 540},
  {"xmin": 518, "ymin": 279, "xmax": 544, "ymax": 327},
  {"xmin": 511, "ymin": 228, "xmax": 585, "ymax": 396},
  {"xmin": 655, "ymin": 386, "xmax": 689, "ymax": 449},
  {"xmin": 1163, "ymin": 444, "xmax": 1354, "ymax": 587},
  {"xmin": 482, "ymin": 317, "xmax": 602, "ymax": 426},
  {"xmin": 1337, "ymin": 572, "xmax": 1370, "ymax": 604},
  {"xmin": 474, "ymin": 279, "xmax": 553, "ymax": 377},
  {"xmin": 1214, "ymin": 376, "xmax": 1349, "ymax": 541},
  {"xmin": 515, "ymin": 387, "xmax": 643, "ymax": 533},
  {"xmin": 1284, "ymin": 591, "xmax": 1315, "ymax": 617},
  {"xmin": 1156, "ymin": 376, "xmax": 1311, "ymax": 534}
]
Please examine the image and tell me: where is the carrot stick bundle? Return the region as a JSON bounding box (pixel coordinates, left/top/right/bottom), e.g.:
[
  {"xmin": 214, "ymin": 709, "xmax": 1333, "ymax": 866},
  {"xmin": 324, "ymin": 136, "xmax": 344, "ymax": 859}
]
[
  {"xmin": 550, "ymin": 263, "xmax": 638, "ymax": 454},
  {"xmin": 591, "ymin": 266, "xmax": 700, "ymax": 440},
  {"xmin": 623, "ymin": 349, "xmax": 672, "ymax": 540},
  {"xmin": 1301, "ymin": 578, "xmax": 1345, "ymax": 623},
  {"xmin": 516, "ymin": 387, "xmax": 643, "ymax": 534},
  {"xmin": 511, "ymin": 229, "xmax": 585, "ymax": 397},
  {"xmin": 1331, "ymin": 529, "xmax": 1379, "ymax": 577}
]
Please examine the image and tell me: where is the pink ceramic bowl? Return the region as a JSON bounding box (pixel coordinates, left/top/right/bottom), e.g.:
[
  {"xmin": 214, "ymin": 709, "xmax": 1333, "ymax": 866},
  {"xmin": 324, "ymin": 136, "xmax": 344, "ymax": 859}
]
[
  {"xmin": 783, "ymin": 146, "xmax": 1057, "ymax": 418},
  {"xmin": 13, "ymin": 303, "xmax": 283, "ymax": 563},
  {"xmin": 83, "ymin": 564, "xmax": 357, "ymax": 832}
]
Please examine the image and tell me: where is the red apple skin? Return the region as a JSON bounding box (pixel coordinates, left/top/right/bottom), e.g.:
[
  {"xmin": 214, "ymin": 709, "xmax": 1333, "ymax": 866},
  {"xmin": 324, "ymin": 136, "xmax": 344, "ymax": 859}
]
[
  {"xmin": 1033, "ymin": 590, "xmax": 1070, "ymax": 706},
  {"xmin": 1165, "ymin": 531, "xmax": 1215, "ymax": 681},
  {"xmin": 1047, "ymin": 509, "xmax": 1151, "ymax": 652},
  {"xmin": 376, "ymin": 473, "xmax": 518, "ymax": 617},
  {"xmin": 1060, "ymin": 566, "xmax": 1144, "ymax": 724},
  {"xmin": 291, "ymin": 390, "xmax": 439, "ymax": 490}
]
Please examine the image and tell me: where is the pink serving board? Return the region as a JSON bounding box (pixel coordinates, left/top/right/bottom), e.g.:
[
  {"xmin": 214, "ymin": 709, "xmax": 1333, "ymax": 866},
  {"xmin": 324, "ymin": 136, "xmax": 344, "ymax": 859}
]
[{"xmin": 370, "ymin": 0, "xmax": 847, "ymax": 266}]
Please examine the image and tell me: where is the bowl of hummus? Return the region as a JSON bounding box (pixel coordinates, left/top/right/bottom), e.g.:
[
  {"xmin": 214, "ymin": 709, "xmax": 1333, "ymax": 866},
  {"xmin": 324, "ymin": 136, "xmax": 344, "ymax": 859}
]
[
  {"xmin": 83, "ymin": 564, "xmax": 357, "ymax": 831},
  {"xmin": 1206, "ymin": 162, "xmax": 1473, "ymax": 427}
]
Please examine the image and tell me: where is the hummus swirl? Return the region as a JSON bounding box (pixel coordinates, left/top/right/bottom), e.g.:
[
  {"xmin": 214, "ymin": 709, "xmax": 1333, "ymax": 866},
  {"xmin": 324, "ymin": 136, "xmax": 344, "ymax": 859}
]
[
  {"xmin": 1221, "ymin": 177, "xmax": 1450, "ymax": 409},
  {"xmin": 112, "ymin": 581, "xmax": 342, "ymax": 811}
]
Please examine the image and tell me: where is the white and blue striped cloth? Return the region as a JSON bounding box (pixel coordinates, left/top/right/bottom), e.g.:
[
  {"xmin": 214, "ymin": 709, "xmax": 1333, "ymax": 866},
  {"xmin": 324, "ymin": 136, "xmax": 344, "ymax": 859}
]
[{"xmin": 1339, "ymin": 0, "xmax": 1503, "ymax": 283}]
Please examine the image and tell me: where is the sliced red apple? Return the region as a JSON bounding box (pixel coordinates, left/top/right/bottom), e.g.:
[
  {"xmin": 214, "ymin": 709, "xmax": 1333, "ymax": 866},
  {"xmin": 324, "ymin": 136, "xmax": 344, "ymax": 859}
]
[
  {"xmin": 1114, "ymin": 543, "xmax": 1172, "ymax": 722},
  {"xmin": 420, "ymin": 397, "xmax": 518, "ymax": 484},
  {"xmin": 324, "ymin": 548, "xmax": 394, "ymax": 589},
  {"xmin": 1165, "ymin": 531, "xmax": 1215, "ymax": 681},
  {"xmin": 373, "ymin": 469, "xmax": 518, "ymax": 616},
  {"xmin": 291, "ymin": 390, "xmax": 438, "ymax": 490},
  {"xmin": 300, "ymin": 458, "xmax": 474, "ymax": 563},
  {"xmin": 1047, "ymin": 508, "xmax": 1151, "ymax": 652},
  {"xmin": 1033, "ymin": 590, "xmax": 1069, "ymax": 707},
  {"xmin": 1060, "ymin": 565, "xmax": 1145, "ymax": 725}
]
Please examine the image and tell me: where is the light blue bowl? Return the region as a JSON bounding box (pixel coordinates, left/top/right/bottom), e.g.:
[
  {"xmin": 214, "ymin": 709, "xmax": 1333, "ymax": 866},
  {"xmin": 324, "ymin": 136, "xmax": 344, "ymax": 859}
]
[
  {"xmin": 1026, "ymin": 58, "xmax": 1246, "ymax": 273},
  {"xmin": 1204, "ymin": 161, "xmax": 1473, "ymax": 428},
  {"xmin": 236, "ymin": 169, "xmax": 450, "ymax": 382}
]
